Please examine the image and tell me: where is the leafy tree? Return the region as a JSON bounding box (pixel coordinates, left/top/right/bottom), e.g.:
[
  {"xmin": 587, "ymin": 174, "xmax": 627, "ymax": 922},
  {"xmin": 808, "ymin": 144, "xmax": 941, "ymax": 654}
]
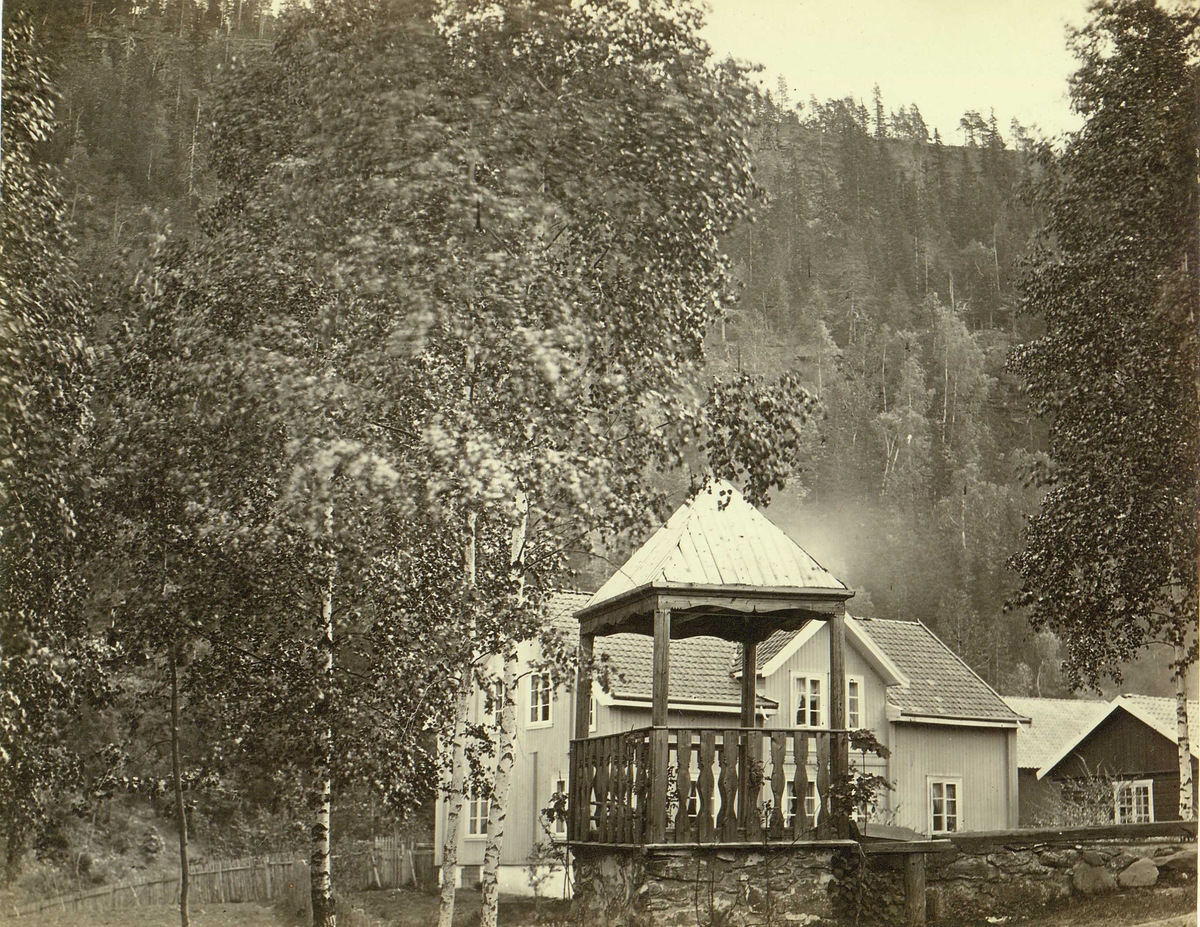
[
  {"xmin": 1010, "ymin": 0, "xmax": 1198, "ymax": 819},
  {"xmin": 0, "ymin": 15, "xmax": 110, "ymax": 883}
]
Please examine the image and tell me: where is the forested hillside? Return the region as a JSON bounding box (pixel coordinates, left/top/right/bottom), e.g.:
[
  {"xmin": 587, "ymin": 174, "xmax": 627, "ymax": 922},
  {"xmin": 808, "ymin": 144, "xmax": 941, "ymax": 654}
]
[
  {"xmin": 16, "ymin": 9, "xmax": 1071, "ymax": 699},
  {"xmin": 715, "ymin": 92, "xmax": 1058, "ymax": 695}
]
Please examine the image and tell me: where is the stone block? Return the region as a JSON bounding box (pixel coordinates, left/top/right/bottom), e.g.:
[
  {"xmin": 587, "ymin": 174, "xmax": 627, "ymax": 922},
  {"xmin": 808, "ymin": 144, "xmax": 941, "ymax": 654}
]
[
  {"xmin": 1117, "ymin": 857, "xmax": 1159, "ymax": 888},
  {"xmin": 1071, "ymin": 861, "xmax": 1116, "ymax": 896},
  {"xmin": 945, "ymin": 854, "xmax": 996, "ymax": 879},
  {"xmin": 1080, "ymin": 849, "xmax": 1106, "ymax": 867},
  {"xmin": 1159, "ymin": 848, "xmax": 1198, "ymax": 873},
  {"xmin": 1038, "ymin": 849, "xmax": 1078, "ymax": 868}
]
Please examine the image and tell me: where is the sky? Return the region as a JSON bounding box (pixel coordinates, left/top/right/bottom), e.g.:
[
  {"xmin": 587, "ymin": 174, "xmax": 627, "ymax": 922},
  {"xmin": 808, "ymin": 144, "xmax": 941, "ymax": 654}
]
[{"xmin": 700, "ymin": 0, "xmax": 1096, "ymax": 143}]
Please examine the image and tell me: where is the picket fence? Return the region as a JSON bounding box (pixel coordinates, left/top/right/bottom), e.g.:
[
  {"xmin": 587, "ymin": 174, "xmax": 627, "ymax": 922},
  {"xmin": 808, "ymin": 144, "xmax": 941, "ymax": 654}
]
[{"xmin": 15, "ymin": 837, "xmax": 423, "ymax": 921}]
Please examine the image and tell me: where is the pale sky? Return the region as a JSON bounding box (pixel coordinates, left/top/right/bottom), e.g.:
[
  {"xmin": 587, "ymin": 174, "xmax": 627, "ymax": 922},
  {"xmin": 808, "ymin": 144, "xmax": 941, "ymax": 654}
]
[{"xmin": 701, "ymin": 0, "xmax": 1097, "ymax": 142}]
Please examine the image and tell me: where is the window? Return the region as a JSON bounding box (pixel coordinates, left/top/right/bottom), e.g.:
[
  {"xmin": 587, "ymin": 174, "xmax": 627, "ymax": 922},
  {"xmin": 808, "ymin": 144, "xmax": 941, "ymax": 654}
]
[
  {"xmin": 483, "ymin": 680, "xmax": 505, "ymax": 728},
  {"xmin": 847, "ymin": 677, "xmax": 863, "ymax": 729},
  {"xmin": 783, "ymin": 779, "xmax": 820, "ymax": 829},
  {"xmin": 686, "ymin": 782, "xmax": 700, "ymax": 818},
  {"xmin": 791, "ymin": 674, "xmax": 826, "ymax": 728},
  {"xmin": 552, "ymin": 777, "xmax": 568, "ymax": 836},
  {"xmin": 467, "ymin": 794, "xmax": 490, "ymax": 838},
  {"xmin": 1114, "ymin": 779, "xmax": 1154, "ymax": 824},
  {"xmin": 527, "ymin": 671, "xmax": 552, "ymax": 727},
  {"xmin": 929, "ymin": 778, "xmax": 961, "ymax": 834},
  {"xmin": 589, "ymin": 694, "xmax": 597, "ymax": 732}
]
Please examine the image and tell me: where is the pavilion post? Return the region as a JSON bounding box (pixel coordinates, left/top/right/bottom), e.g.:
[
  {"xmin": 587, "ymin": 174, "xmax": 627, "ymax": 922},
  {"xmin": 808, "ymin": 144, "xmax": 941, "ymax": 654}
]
[
  {"xmin": 648, "ymin": 606, "xmax": 671, "ymax": 843},
  {"xmin": 828, "ymin": 609, "xmax": 850, "ymax": 838},
  {"xmin": 740, "ymin": 637, "xmax": 762, "ymax": 838},
  {"xmin": 575, "ymin": 632, "xmax": 594, "ymax": 740}
]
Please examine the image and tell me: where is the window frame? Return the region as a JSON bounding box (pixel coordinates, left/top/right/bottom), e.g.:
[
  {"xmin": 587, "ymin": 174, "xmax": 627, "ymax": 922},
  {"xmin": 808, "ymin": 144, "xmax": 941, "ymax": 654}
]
[
  {"xmin": 783, "ymin": 778, "xmax": 820, "ymax": 829},
  {"xmin": 1113, "ymin": 778, "xmax": 1155, "ymax": 824},
  {"xmin": 526, "ymin": 670, "xmax": 553, "ymax": 729},
  {"xmin": 927, "ymin": 776, "xmax": 962, "ymax": 835},
  {"xmin": 552, "ymin": 776, "xmax": 568, "ymax": 836},
  {"xmin": 846, "ymin": 675, "xmax": 864, "ymax": 729},
  {"xmin": 466, "ymin": 794, "xmax": 491, "ymax": 839},
  {"xmin": 790, "ymin": 672, "xmax": 828, "ymax": 729}
]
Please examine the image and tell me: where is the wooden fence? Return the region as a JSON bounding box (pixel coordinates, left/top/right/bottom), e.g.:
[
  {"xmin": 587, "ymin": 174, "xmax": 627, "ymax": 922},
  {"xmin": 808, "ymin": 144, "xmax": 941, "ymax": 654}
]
[{"xmin": 14, "ymin": 837, "xmax": 423, "ymax": 920}]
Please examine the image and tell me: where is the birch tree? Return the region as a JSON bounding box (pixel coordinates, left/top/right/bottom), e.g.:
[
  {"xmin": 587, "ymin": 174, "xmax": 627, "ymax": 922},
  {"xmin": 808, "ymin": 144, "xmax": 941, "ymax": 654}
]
[{"xmin": 1011, "ymin": 0, "xmax": 1198, "ymax": 818}]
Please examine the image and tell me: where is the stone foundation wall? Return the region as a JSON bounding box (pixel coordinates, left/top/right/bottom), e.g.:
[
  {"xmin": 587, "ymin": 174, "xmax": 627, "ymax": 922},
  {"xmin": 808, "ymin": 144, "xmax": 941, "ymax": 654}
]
[
  {"xmin": 921, "ymin": 836, "xmax": 1195, "ymax": 923},
  {"xmin": 572, "ymin": 844, "xmax": 842, "ymax": 927},
  {"xmin": 571, "ymin": 827, "xmax": 1195, "ymax": 927}
]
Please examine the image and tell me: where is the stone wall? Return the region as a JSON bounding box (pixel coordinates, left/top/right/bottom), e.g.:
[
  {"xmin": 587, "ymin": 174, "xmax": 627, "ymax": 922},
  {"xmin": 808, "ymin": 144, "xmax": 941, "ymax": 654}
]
[
  {"xmin": 570, "ymin": 824, "xmax": 1195, "ymax": 927},
  {"xmin": 921, "ymin": 834, "xmax": 1195, "ymax": 924},
  {"xmin": 572, "ymin": 843, "xmax": 846, "ymax": 927}
]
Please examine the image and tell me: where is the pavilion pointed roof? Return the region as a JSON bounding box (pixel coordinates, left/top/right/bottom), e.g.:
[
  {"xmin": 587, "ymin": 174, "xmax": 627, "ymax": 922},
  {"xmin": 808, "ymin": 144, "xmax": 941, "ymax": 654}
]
[{"xmin": 577, "ymin": 481, "xmax": 851, "ymax": 639}]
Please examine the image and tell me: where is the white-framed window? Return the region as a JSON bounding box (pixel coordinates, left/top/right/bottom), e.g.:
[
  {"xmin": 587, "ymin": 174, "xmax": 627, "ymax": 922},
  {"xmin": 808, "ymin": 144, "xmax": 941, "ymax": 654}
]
[
  {"xmin": 783, "ymin": 779, "xmax": 820, "ymax": 829},
  {"xmin": 928, "ymin": 778, "xmax": 961, "ymax": 834},
  {"xmin": 553, "ymin": 777, "xmax": 568, "ymax": 836},
  {"xmin": 686, "ymin": 781, "xmax": 700, "ymax": 818},
  {"xmin": 589, "ymin": 694, "xmax": 597, "ymax": 732},
  {"xmin": 527, "ymin": 671, "xmax": 552, "ymax": 728},
  {"xmin": 467, "ymin": 794, "xmax": 490, "ymax": 838},
  {"xmin": 847, "ymin": 676, "xmax": 863, "ymax": 729},
  {"xmin": 1114, "ymin": 779, "xmax": 1154, "ymax": 824},
  {"xmin": 791, "ymin": 673, "xmax": 826, "ymax": 728},
  {"xmin": 482, "ymin": 679, "xmax": 505, "ymax": 728}
]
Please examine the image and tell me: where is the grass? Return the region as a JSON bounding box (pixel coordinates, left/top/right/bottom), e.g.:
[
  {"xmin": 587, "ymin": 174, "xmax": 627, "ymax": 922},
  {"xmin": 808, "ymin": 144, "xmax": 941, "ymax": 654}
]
[
  {"xmin": 353, "ymin": 888, "xmax": 571, "ymax": 927},
  {"xmin": 947, "ymin": 885, "xmax": 1197, "ymax": 927},
  {"xmin": 0, "ymin": 902, "xmax": 283, "ymax": 927}
]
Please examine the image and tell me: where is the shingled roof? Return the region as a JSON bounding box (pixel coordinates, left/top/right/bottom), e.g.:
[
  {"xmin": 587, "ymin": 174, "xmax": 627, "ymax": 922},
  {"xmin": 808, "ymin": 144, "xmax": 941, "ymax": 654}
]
[
  {"xmin": 543, "ymin": 590, "xmax": 771, "ymax": 708},
  {"xmin": 852, "ymin": 617, "xmax": 1019, "ymax": 724},
  {"xmin": 1001, "ymin": 697, "xmax": 1110, "ymax": 768},
  {"xmin": 584, "ymin": 480, "xmax": 847, "ymax": 612}
]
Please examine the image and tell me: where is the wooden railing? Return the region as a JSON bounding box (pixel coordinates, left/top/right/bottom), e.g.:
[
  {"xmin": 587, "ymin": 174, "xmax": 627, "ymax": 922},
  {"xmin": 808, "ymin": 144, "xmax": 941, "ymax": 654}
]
[{"xmin": 569, "ymin": 727, "xmax": 846, "ymax": 846}]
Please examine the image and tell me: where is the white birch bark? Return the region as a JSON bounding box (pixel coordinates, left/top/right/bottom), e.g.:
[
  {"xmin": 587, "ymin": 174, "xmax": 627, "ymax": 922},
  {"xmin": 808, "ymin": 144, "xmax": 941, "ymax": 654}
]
[
  {"xmin": 1175, "ymin": 642, "xmax": 1193, "ymax": 821},
  {"xmin": 311, "ymin": 512, "xmax": 336, "ymax": 927},
  {"xmin": 479, "ymin": 492, "xmax": 529, "ymax": 927}
]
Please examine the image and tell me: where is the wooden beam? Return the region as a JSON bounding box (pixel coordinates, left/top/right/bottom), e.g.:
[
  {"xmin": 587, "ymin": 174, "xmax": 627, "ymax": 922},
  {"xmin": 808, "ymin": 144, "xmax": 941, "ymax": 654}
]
[
  {"xmin": 575, "ymin": 633, "xmax": 594, "ymax": 740},
  {"xmin": 648, "ymin": 607, "xmax": 671, "ymax": 843},
  {"xmin": 652, "ymin": 607, "xmax": 670, "ymax": 728},
  {"xmin": 828, "ymin": 609, "xmax": 850, "ymax": 838},
  {"xmin": 740, "ymin": 639, "xmax": 757, "ymax": 728},
  {"xmin": 904, "ymin": 853, "xmax": 926, "ymax": 926}
]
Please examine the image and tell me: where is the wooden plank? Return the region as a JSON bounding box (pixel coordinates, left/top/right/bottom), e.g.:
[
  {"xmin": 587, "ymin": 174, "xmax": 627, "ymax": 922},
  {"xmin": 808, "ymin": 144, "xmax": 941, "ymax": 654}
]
[
  {"xmin": 575, "ymin": 634, "xmax": 594, "ymax": 739},
  {"xmin": 719, "ymin": 730, "xmax": 740, "ymax": 842},
  {"xmin": 613, "ymin": 734, "xmax": 626, "ymax": 844},
  {"xmin": 828, "ymin": 609, "xmax": 849, "ymax": 839},
  {"xmin": 816, "ymin": 731, "xmax": 831, "ymax": 840},
  {"xmin": 770, "ymin": 731, "xmax": 786, "ymax": 839},
  {"xmin": 740, "ymin": 640, "xmax": 757, "ymax": 728},
  {"xmin": 744, "ymin": 731, "xmax": 763, "ymax": 841},
  {"xmin": 635, "ymin": 733, "xmax": 649, "ymax": 844},
  {"xmin": 698, "ymin": 731, "xmax": 716, "ymax": 842},
  {"xmin": 652, "ymin": 608, "xmax": 670, "ymax": 727},
  {"xmin": 594, "ymin": 737, "xmax": 610, "ymax": 843},
  {"xmin": 793, "ymin": 731, "xmax": 809, "ymax": 838},
  {"xmin": 675, "ymin": 729, "xmax": 693, "ymax": 843},
  {"xmin": 904, "ymin": 853, "xmax": 926, "ymax": 926},
  {"xmin": 648, "ymin": 727, "xmax": 669, "ymax": 843}
]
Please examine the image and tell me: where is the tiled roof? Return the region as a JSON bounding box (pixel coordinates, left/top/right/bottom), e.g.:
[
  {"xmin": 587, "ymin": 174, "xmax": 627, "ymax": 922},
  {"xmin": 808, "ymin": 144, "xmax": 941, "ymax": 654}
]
[
  {"xmin": 756, "ymin": 628, "xmax": 795, "ymax": 669},
  {"xmin": 543, "ymin": 590, "xmax": 762, "ymax": 707},
  {"xmin": 586, "ymin": 481, "xmax": 847, "ymax": 611},
  {"xmin": 1001, "ymin": 697, "xmax": 1110, "ymax": 768},
  {"xmin": 596, "ymin": 634, "xmax": 753, "ymax": 706},
  {"xmin": 853, "ymin": 618, "xmax": 1019, "ymax": 723}
]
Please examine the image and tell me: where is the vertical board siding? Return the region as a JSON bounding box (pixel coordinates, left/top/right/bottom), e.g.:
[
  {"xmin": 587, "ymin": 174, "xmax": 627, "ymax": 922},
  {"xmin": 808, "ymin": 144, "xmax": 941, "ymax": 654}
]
[{"xmin": 891, "ymin": 724, "xmax": 1010, "ymax": 834}]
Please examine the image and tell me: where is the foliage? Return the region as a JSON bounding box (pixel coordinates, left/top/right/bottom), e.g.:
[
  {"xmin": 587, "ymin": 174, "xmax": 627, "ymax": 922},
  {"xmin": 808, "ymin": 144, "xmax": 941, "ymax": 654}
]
[
  {"xmin": 829, "ymin": 729, "xmax": 893, "ymax": 828},
  {"xmin": 0, "ymin": 14, "xmax": 111, "ymax": 881},
  {"xmin": 1010, "ymin": 0, "xmax": 1200, "ymax": 687}
]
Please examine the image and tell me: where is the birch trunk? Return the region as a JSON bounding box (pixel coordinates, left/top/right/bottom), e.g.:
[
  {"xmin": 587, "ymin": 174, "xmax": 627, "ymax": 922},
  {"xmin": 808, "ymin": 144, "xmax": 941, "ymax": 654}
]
[
  {"xmin": 437, "ymin": 690, "xmax": 470, "ymax": 927},
  {"xmin": 168, "ymin": 646, "xmax": 190, "ymax": 927},
  {"xmin": 311, "ymin": 505, "xmax": 336, "ymax": 927},
  {"xmin": 479, "ymin": 658, "xmax": 517, "ymax": 927},
  {"xmin": 437, "ymin": 511, "xmax": 479, "ymax": 927},
  {"xmin": 479, "ymin": 493, "xmax": 529, "ymax": 927},
  {"xmin": 1175, "ymin": 643, "xmax": 1194, "ymax": 821}
]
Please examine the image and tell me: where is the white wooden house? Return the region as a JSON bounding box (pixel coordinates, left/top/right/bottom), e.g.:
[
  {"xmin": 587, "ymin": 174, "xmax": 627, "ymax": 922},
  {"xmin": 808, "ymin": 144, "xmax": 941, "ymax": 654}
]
[{"xmin": 435, "ymin": 484, "xmax": 1019, "ymax": 895}]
